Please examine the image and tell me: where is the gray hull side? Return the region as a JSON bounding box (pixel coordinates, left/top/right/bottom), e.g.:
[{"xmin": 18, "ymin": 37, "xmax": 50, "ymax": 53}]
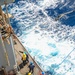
[
  {"xmin": 4, "ymin": 36, "xmax": 16, "ymax": 71},
  {"xmin": 0, "ymin": 34, "xmax": 7, "ymax": 67}
]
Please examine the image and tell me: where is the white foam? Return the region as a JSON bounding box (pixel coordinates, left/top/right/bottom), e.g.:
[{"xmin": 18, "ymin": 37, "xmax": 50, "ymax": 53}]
[{"xmin": 9, "ymin": 0, "xmax": 75, "ymax": 74}]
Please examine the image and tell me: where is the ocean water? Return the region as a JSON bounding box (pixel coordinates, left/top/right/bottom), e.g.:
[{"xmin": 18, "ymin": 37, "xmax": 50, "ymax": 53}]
[{"xmin": 7, "ymin": 0, "xmax": 75, "ymax": 75}]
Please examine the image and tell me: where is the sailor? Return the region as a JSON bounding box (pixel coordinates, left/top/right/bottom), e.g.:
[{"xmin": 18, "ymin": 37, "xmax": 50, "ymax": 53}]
[
  {"xmin": 6, "ymin": 25, "xmax": 13, "ymax": 34},
  {"xmin": 28, "ymin": 72, "xmax": 32, "ymax": 75},
  {"xmin": 1, "ymin": 25, "xmax": 13, "ymax": 44},
  {"xmin": 40, "ymin": 72, "xmax": 45, "ymax": 75},
  {"xmin": 0, "ymin": 24, "xmax": 13, "ymax": 35},
  {"xmin": 22, "ymin": 53, "xmax": 27, "ymax": 66},
  {"xmin": 0, "ymin": 24, "xmax": 6, "ymax": 33},
  {"xmin": 20, "ymin": 51, "xmax": 29, "ymax": 64},
  {"xmin": 25, "ymin": 52, "xmax": 29, "ymax": 63},
  {"xmin": 26, "ymin": 72, "xmax": 32, "ymax": 75},
  {"xmin": 28, "ymin": 62, "xmax": 35, "ymax": 73}
]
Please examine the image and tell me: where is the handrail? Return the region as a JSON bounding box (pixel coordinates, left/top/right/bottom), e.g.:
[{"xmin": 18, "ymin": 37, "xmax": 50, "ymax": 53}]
[{"xmin": 15, "ymin": 48, "xmax": 22, "ymax": 57}]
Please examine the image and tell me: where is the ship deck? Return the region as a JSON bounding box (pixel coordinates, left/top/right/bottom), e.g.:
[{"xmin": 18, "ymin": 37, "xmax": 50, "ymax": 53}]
[{"xmin": 13, "ymin": 35, "xmax": 43, "ymax": 75}]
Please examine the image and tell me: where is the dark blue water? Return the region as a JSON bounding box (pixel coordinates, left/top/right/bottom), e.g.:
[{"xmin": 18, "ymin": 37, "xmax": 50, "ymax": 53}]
[
  {"xmin": 45, "ymin": 1, "xmax": 75, "ymax": 26},
  {"xmin": 9, "ymin": 0, "xmax": 75, "ymax": 28},
  {"xmin": 61, "ymin": 11, "xmax": 75, "ymax": 26}
]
